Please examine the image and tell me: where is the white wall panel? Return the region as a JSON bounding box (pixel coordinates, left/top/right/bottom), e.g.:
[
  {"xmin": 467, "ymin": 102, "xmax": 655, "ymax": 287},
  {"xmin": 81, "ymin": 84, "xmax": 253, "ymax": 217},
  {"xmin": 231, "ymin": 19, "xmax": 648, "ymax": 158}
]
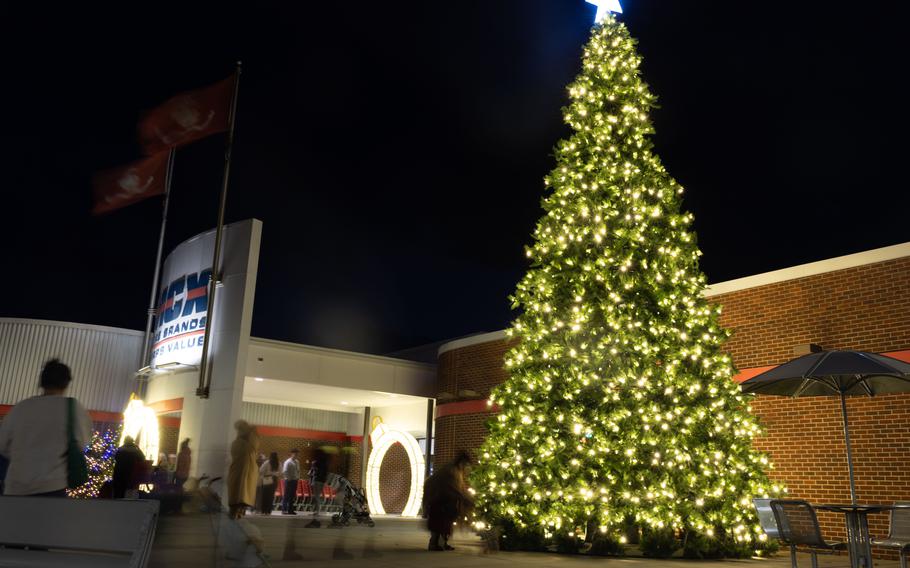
[
  {"xmin": 247, "ymin": 338, "xmax": 436, "ymax": 398},
  {"xmin": 0, "ymin": 318, "xmax": 142, "ymax": 412},
  {"xmin": 372, "ymin": 401, "xmax": 429, "ymax": 437},
  {"xmin": 241, "ymin": 401, "xmax": 354, "ymax": 433}
]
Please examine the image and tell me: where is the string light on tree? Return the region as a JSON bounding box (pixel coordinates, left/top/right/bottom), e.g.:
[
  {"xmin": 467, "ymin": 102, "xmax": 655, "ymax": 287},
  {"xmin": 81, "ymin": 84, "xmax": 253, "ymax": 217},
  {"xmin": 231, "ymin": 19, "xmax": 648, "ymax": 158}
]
[
  {"xmin": 67, "ymin": 428, "xmax": 121, "ymax": 498},
  {"xmin": 470, "ymin": 6, "xmax": 780, "ymax": 555}
]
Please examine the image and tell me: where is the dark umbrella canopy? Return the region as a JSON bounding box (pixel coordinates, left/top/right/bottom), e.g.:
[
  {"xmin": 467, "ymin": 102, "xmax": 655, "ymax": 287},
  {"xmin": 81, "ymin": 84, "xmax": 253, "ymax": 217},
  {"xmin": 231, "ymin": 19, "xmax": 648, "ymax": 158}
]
[
  {"xmin": 740, "ymin": 349, "xmax": 910, "ymax": 504},
  {"xmin": 740, "ymin": 350, "xmax": 910, "ymax": 397}
]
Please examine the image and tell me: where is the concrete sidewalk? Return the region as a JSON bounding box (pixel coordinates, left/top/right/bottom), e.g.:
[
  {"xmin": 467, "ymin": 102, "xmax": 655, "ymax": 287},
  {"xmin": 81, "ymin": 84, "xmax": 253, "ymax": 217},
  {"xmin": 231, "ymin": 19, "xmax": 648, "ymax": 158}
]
[{"xmin": 149, "ymin": 513, "xmax": 897, "ymax": 568}]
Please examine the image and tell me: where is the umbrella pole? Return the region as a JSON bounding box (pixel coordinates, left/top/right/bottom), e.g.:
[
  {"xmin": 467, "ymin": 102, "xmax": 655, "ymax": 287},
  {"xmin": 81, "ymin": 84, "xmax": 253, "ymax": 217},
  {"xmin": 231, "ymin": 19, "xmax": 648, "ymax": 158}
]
[{"xmin": 840, "ymin": 391, "xmax": 858, "ymax": 504}]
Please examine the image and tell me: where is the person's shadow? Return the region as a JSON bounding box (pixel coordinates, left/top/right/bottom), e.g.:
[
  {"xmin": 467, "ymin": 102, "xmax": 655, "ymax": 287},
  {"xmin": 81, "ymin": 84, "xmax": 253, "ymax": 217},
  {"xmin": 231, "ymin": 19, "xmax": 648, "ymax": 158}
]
[
  {"xmin": 330, "ymin": 525, "xmax": 382, "ymax": 560},
  {"xmin": 282, "ymin": 516, "xmax": 305, "ymax": 561},
  {"xmin": 362, "ymin": 529, "xmax": 381, "ymax": 559}
]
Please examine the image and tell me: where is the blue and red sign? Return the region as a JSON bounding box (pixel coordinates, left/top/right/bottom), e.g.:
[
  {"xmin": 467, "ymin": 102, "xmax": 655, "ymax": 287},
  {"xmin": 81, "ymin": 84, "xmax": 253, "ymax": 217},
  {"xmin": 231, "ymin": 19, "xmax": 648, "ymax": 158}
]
[{"xmin": 151, "ymin": 268, "xmax": 211, "ymax": 366}]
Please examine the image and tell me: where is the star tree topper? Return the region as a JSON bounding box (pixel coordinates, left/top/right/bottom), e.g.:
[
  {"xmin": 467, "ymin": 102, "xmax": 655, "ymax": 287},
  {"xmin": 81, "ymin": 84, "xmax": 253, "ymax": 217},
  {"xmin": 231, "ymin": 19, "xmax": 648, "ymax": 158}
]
[{"xmin": 586, "ymin": 0, "xmax": 623, "ymax": 22}]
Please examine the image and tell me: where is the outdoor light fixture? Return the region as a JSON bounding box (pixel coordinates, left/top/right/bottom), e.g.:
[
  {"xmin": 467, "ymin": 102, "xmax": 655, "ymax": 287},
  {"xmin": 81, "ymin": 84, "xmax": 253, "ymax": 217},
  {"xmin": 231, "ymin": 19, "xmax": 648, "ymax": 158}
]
[
  {"xmin": 121, "ymin": 394, "xmax": 161, "ymax": 465},
  {"xmin": 364, "ymin": 416, "xmax": 425, "ymax": 517}
]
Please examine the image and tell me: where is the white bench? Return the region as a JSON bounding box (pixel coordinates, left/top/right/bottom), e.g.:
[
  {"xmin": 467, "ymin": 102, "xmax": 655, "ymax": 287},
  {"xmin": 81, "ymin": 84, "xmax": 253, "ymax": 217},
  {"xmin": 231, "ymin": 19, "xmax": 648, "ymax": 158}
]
[{"xmin": 0, "ymin": 496, "xmax": 159, "ymax": 568}]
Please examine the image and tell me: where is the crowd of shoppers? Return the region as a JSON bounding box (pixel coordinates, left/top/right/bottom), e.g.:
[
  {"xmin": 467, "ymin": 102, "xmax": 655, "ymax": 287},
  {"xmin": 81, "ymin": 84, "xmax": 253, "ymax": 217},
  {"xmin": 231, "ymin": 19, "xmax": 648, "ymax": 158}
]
[{"xmin": 0, "ymin": 358, "xmax": 481, "ymax": 557}]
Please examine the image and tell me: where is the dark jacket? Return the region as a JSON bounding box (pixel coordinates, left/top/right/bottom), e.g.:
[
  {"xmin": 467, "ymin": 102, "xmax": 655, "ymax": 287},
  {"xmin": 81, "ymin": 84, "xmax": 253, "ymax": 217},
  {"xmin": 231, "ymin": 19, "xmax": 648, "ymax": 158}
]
[
  {"xmin": 423, "ymin": 462, "xmax": 473, "ymax": 535},
  {"xmin": 112, "ymin": 442, "xmax": 146, "ymax": 499},
  {"xmin": 309, "ymin": 449, "xmax": 329, "ymax": 483}
]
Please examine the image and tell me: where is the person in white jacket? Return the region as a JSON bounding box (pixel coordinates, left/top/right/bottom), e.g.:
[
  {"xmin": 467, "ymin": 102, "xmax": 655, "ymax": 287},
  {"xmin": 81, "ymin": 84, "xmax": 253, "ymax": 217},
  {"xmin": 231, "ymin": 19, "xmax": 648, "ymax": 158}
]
[{"xmin": 0, "ymin": 359, "xmax": 92, "ymax": 496}]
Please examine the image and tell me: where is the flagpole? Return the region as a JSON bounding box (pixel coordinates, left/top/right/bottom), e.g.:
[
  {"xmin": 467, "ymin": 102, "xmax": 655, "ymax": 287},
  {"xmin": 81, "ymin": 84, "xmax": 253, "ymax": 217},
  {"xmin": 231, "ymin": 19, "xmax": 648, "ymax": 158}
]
[
  {"xmin": 196, "ymin": 61, "xmax": 242, "ymax": 399},
  {"xmin": 138, "ymin": 146, "xmax": 176, "ymax": 398}
]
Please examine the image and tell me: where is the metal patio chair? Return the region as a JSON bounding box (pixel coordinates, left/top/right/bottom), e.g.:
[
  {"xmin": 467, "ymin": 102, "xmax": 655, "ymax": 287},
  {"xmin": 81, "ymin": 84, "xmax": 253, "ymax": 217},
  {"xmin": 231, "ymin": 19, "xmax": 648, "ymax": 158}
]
[
  {"xmin": 755, "ymin": 498, "xmax": 782, "ymax": 541},
  {"xmin": 771, "ymin": 499, "xmax": 847, "ymax": 568},
  {"xmin": 872, "ymin": 501, "xmax": 910, "ymax": 568}
]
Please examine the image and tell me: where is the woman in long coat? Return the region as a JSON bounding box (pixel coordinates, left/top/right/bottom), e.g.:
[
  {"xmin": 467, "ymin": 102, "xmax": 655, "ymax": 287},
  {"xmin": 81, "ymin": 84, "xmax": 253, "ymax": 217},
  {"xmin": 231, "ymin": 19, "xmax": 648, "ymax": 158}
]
[
  {"xmin": 174, "ymin": 438, "xmax": 191, "ymax": 488},
  {"xmin": 228, "ymin": 420, "xmax": 260, "ymax": 518},
  {"xmin": 423, "ymin": 450, "xmax": 474, "ymax": 551}
]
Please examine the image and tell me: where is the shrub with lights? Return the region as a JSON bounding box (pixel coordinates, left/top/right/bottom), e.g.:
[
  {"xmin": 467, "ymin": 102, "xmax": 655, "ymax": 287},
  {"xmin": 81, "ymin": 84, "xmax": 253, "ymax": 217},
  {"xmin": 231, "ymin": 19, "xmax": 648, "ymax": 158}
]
[
  {"xmin": 67, "ymin": 428, "xmax": 121, "ymax": 499},
  {"xmin": 470, "ymin": 14, "xmax": 781, "ymax": 556}
]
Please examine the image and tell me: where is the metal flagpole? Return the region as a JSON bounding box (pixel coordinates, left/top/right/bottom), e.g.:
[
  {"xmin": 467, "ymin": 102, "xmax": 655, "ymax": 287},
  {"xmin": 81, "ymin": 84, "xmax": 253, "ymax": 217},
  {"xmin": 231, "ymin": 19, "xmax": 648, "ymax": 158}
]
[
  {"xmin": 196, "ymin": 61, "xmax": 242, "ymax": 399},
  {"xmin": 840, "ymin": 391, "xmax": 858, "ymax": 504},
  {"xmin": 424, "ymin": 399, "xmax": 434, "ymax": 481},
  {"xmin": 137, "ymin": 147, "xmax": 176, "ymax": 398}
]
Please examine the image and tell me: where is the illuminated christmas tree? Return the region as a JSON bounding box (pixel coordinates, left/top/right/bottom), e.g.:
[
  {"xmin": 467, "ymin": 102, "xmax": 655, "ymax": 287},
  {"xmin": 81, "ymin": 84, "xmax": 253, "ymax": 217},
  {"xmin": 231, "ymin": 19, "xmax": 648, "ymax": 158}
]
[
  {"xmin": 67, "ymin": 428, "xmax": 120, "ymax": 499},
  {"xmin": 472, "ymin": 11, "xmax": 779, "ymax": 554}
]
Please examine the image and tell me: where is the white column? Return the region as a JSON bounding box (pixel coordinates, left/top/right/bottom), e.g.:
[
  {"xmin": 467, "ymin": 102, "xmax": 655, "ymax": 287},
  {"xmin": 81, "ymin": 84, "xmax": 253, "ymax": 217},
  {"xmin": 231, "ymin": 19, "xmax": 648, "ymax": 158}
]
[
  {"xmin": 145, "ymin": 219, "xmax": 262, "ymax": 497},
  {"xmin": 193, "ymin": 220, "xmax": 261, "ymax": 488}
]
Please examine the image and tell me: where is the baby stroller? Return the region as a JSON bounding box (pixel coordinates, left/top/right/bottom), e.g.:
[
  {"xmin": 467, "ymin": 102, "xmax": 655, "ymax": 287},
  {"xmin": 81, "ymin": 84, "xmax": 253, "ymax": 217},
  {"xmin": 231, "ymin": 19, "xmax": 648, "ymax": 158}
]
[
  {"xmin": 191, "ymin": 475, "xmax": 273, "ymax": 567},
  {"xmin": 330, "ymin": 476, "xmax": 375, "ymax": 527},
  {"xmin": 191, "ymin": 475, "xmax": 224, "ymax": 513}
]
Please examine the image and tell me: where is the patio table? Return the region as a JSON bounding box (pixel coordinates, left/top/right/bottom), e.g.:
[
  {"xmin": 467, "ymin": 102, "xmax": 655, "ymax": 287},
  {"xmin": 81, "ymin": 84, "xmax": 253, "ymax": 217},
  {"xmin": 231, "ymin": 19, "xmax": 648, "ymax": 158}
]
[{"xmin": 814, "ymin": 503, "xmax": 910, "ymax": 568}]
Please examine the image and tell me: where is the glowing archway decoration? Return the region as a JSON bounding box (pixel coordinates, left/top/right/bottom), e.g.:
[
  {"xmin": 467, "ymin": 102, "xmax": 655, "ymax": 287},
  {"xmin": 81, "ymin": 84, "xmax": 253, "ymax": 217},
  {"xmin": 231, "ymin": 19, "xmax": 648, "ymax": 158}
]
[
  {"xmin": 120, "ymin": 394, "xmax": 161, "ymax": 465},
  {"xmin": 365, "ymin": 416, "xmax": 425, "ymax": 517}
]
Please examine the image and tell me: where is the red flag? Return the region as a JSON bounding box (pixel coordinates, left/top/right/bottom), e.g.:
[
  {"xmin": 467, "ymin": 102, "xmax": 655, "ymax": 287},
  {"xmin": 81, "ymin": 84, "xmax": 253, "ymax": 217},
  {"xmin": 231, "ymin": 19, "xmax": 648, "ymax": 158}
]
[
  {"xmin": 92, "ymin": 153, "xmax": 169, "ymax": 215},
  {"xmin": 138, "ymin": 76, "xmax": 234, "ymax": 155}
]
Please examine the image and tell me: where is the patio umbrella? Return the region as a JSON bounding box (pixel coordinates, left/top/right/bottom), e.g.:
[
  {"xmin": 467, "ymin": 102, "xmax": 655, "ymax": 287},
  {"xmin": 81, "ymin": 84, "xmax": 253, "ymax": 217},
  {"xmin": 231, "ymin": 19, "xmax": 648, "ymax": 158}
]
[{"xmin": 739, "ymin": 350, "xmax": 910, "ymax": 504}]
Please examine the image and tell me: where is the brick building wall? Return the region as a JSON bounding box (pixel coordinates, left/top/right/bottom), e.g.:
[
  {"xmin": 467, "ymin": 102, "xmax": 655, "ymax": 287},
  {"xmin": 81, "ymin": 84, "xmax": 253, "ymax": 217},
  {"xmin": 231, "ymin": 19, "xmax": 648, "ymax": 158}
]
[
  {"xmin": 435, "ymin": 413, "xmax": 495, "ymax": 470},
  {"xmin": 435, "ymin": 254, "xmax": 910, "ymax": 548},
  {"xmin": 435, "ymin": 337, "xmax": 515, "ymax": 468},
  {"xmin": 347, "ymin": 441, "xmax": 363, "ymax": 488},
  {"xmin": 707, "ymin": 256, "xmax": 910, "ymax": 543},
  {"xmin": 160, "ymin": 423, "xmax": 179, "ymax": 458},
  {"xmin": 747, "ymin": 394, "xmax": 910, "ymax": 541},
  {"xmin": 710, "ymin": 256, "xmax": 910, "ymax": 368},
  {"xmin": 377, "ymin": 442, "xmax": 411, "ymax": 514}
]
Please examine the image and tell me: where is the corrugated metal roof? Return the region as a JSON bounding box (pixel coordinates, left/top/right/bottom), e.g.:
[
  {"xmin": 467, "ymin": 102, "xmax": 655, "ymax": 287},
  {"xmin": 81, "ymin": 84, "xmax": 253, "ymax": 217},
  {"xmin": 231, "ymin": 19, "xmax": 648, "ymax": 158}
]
[{"xmin": 0, "ymin": 318, "xmax": 143, "ymax": 412}]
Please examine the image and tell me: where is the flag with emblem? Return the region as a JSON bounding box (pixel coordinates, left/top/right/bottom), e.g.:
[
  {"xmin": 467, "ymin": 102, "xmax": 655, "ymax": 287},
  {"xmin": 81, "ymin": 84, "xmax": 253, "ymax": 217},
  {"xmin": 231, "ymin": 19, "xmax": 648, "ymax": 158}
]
[
  {"xmin": 138, "ymin": 76, "xmax": 234, "ymax": 155},
  {"xmin": 91, "ymin": 153, "xmax": 169, "ymax": 215}
]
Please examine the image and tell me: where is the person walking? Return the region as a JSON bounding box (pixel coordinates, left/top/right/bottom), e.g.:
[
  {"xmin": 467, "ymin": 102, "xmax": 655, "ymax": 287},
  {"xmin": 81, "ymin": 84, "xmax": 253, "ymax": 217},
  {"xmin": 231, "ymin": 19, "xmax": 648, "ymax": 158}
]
[
  {"xmin": 0, "ymin": 359, "xmax": 92, "ymax": 496},
  {"xmin": 423, "ymin": 450, "xmax": 474, "ymax": 551},
  {"xmin": 227, "ymin": 420, "xmax": 260, "ymax": 519},
  {"xmin": 281, "ymin": 448, "xmax": 301, "ymax": 515},
  {"xmin": 174, "ymin": 438, "xmax": 191, "ymax": 488},
  {"xmin": 258, "ymin": 452, "xmax": 280, "ymax": 515},
  {"xmin": 306, "ymin": 447, "xmax": 330, "ymax": 528},
  {"xmin": 112, "ymin": 435, "xmax": 146, "ymax": 498}
]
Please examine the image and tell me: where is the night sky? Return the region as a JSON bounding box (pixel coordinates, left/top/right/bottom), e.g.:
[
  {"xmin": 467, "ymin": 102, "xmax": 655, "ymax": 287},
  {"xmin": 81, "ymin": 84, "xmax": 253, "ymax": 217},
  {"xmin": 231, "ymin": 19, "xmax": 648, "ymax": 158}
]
[{"xmin": 1, "ymin": 1, "xmax": 907, "ymax": 355}]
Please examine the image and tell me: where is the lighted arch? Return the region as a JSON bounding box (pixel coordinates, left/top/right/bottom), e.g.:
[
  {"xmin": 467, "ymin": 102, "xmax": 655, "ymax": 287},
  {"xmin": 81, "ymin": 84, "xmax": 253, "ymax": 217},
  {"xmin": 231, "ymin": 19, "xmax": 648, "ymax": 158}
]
[{"xmin": 364, "ymin": 417, "xmax": 425, "ymax": 517}]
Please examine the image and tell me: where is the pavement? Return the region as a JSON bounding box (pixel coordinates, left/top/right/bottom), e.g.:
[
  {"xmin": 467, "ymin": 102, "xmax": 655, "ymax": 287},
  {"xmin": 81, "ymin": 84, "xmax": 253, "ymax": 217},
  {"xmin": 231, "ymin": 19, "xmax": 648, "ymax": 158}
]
[{"xmin": 148, "ymin": 513, "xmax": 901, "ymax": 568}]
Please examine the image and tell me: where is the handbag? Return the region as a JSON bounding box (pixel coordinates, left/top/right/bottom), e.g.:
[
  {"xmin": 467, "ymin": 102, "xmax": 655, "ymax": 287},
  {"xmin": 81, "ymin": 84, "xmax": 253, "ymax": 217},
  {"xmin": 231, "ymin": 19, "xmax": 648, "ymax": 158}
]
[{"xmin": 66, "ymin": 397, "xmax": 89, "ymax": 489}]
